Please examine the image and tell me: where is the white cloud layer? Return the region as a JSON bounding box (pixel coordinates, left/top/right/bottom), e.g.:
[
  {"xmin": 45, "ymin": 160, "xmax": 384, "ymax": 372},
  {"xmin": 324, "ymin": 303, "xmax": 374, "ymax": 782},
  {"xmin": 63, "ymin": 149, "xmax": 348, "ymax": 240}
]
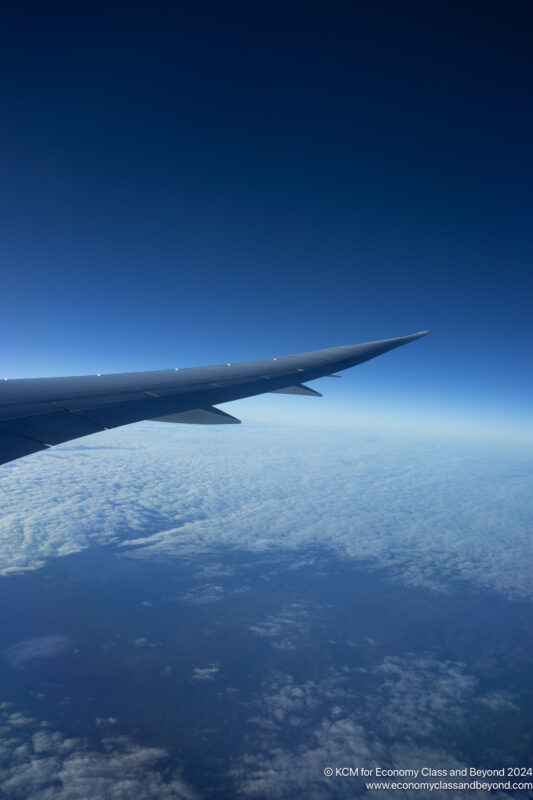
[{"xmin": 0, "ymin": 423, "xmax": 531, "ymax": 600}]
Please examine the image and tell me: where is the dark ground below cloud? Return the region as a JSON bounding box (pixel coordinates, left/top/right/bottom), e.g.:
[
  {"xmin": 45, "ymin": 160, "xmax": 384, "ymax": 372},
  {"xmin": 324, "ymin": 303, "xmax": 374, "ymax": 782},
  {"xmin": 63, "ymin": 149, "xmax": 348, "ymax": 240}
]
[{"xmin": 0, "ymin": 544, "xmax": 531, "ymax": 798}]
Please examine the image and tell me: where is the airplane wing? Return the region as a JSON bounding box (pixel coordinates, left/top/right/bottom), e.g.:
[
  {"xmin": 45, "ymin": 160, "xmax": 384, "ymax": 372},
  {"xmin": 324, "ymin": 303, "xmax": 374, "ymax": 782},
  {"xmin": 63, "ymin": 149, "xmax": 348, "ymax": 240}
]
[{"xmin": 0, "ymin": 331, "xmax": 431, "ymax": 466}]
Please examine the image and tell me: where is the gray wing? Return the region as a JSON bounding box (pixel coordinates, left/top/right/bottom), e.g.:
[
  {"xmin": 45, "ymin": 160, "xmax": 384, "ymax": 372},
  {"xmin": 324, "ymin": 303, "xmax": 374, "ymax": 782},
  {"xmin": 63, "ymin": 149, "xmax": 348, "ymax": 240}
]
[{"xmin": 0, "ymin": 331, "xmax": 431, "ymax": 466}]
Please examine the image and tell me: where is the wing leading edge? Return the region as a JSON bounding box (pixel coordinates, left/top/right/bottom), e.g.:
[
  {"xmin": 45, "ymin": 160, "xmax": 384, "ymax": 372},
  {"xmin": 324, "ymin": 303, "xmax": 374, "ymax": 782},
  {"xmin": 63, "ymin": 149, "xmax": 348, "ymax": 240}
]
[{"xmin": 0, "ymin": 331, "xmax": 431, "ymax": 466}]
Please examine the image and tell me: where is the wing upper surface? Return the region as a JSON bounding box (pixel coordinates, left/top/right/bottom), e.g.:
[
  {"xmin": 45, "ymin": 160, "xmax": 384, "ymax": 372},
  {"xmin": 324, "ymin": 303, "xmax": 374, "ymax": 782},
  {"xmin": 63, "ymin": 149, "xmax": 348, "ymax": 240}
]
[{"xmin": 0, "ymin": 331, "xmax": 431, "ymax": 465}]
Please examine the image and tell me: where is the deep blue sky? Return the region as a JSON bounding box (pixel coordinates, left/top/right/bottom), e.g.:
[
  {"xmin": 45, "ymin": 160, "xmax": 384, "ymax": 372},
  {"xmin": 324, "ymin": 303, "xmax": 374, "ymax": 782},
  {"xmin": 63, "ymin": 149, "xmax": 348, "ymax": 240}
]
[{"xmin": 1, "ymin": 2, "xmax": 531, "ymax": 438}]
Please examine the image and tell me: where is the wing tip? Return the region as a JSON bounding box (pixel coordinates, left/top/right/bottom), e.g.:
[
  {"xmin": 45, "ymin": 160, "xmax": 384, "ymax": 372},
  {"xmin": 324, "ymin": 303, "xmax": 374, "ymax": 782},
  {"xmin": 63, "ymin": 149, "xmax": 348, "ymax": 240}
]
[{"xmin": 409, "ymin": 330, "xmax": 433, "ymax": 339}]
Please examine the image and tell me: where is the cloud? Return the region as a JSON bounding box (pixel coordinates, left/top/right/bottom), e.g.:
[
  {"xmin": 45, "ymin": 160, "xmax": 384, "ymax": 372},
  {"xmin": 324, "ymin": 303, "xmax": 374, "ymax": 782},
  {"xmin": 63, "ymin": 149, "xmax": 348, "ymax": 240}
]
[
  {"xmin": 179, "ymin": 585, "xmax": 225, "ymax": 605},
  {"xmin": 0, "ymin": 702, "xmax": 197, "ymax": 799},
  {"xmin": 133, "ymin": 637, "xmax": 159, "ymax": 648},
  {"xmin": 230, "ymin": 656, "xmax": 523, "ymax": 799},
  {"xmin": 96, "ymin": 717, "xmax": 119, "ymax": 728},
  {"xmin": 192, "ymin": 664, "xmax": 219, "ymax": 682},
  {"xmin": 476, "ymin": 691, "xmax": 518, "ymax": 712},
  {"xmin": 248, "ymin": 602, "xmax": 312, "ymax": 650},
  {"xmin": 0, "ymin": 424, "xmax": 531, "ymax": 602},
  {"xmin": 5, "ymin": 635, "xmax": 75, "ymax": 669}
]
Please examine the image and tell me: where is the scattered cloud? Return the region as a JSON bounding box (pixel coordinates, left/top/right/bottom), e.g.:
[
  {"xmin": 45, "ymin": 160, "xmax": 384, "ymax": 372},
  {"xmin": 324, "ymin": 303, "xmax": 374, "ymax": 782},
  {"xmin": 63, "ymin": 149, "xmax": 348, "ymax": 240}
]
[
  {"xmin": 179, "ymin": 585, "xmax": 225, "ymax": 605},
  {"xmin": 249, "ymin": 602, "xmax": 312, "ymax": 650},
  {"xmin": 133, "ymin": 637, "xmax": 158, "ymax": 648},
  {"xmin": 95, "ymin": 717, "xmax": 118, "ymax": 728},
  {"xmin": 230, "ymin": 656, "xmax": 524, "ymax": 799},
  {"xmin": 192, "ymin": 664, "xmax": 219, "ymax": 682},
  {"xmin": 178, "ymin": 580, "xmax": 250, "ymax": 606},
  {"xmin": 0, "ymin": 702, "xmax": 197, "ymax": 799},
  {"xmin": 476, "ymin": 691, "xmax": 518, "ymax": 712}
]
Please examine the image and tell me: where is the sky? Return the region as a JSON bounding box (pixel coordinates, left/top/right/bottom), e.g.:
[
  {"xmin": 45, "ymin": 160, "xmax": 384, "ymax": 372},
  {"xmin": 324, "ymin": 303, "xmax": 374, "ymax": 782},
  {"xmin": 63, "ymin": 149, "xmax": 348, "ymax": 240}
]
[{"xmin": 1, "ymin": 2, "xmax": 531, "ymax": 439}]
